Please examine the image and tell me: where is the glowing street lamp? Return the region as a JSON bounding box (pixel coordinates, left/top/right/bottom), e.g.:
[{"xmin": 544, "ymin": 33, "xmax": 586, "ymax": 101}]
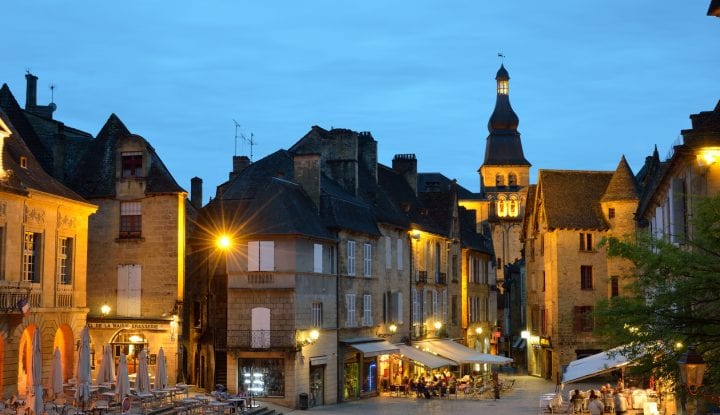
[
  {"xmin": 101, "ymin": 304, "xmax": 111, "ymax": 317},
  {"xmin": 216, "ymin": 234, "xmax": 232, "ymax": 250},
  {"xmin": 677, "ymin": 346, "xmax": 707, "ymax": 393}
]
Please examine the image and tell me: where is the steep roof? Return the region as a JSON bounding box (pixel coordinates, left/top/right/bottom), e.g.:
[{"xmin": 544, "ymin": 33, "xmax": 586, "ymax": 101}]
[
  {"xmin": 538, "ymin": 170, "xmax": 612, "ymax": 230},
  {"xmin": 418, "ymin": 172, "xmax": 478, "ymax": 199},
  {"xmin": 68, "ymin": 114, "xmax": 185, "ymax": 198},
  {"xmin": 459, "ymin": 207, "xmax": 493, "ymax": 255},
  {"xmin": 0, "ymin": 107, "xmax": 88, "ymax": 203},
  {"xmin": 601, "ymin": 156, "xmax": 639, "ymax": 202}
]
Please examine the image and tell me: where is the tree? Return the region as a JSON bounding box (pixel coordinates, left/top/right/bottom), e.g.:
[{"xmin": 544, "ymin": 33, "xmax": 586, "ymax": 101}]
[{"xmin": 597, "ymin": 194, "xmax": 720, "ymax": 394}]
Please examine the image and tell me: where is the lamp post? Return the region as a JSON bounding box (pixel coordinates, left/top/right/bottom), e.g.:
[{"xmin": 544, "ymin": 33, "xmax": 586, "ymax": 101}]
[
  {"xmin": 101, "ymin": 304, "xmax": 111, "ymax": 317},
  {"xmin": 677, "ymin": 346, "xmax": 708, "ymax": 415}
]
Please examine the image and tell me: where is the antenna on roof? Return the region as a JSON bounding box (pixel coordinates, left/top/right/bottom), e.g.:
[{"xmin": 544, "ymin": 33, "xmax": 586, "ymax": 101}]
[
  {"xmin": 241, "ymin": 132, "xmax": 257, "ymax": 161},
  {"xmin": 49, "ymin": 83, "xmax": 56, "ymax": 103},
  {"xmin": 232, "ymin": 119, "xmax": 241, "ymax": 156},
  {"xmin": 498, "ymin": 52, "xmax": 505, "ymax": 63}
]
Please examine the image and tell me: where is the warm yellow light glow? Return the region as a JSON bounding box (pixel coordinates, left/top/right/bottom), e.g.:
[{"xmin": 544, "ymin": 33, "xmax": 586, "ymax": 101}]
[
  {"xmin": 101, "ymin": 304, "xmax": 111, "ymax": 316},
  {"xmin": 411, "ymin": 229, "xmax": 421, "ymax": 240},
  {"xmin": 675, "ymin": 341, "xmax": 684, "ymax": 350},
  {"xmin": 475, "ymin": 327, "xmax": 483, "ymax": 335},
  {"xmin": 216, "ymin": 234, "xmax": 232, "ymax": 249},
  {"xmin": 497, "ymin": 80, "xmax": 509, "ymax": 95},
  {"xmin": 309, "ymin": 329, "xmax": 320, "ymax": 341},
  {"xmin": 520, "ymin": 330, "xmax": 530, "ymax": 339},
  {"xmin": 434, "ymin": 321, "xmax": 442, "ymax": 330},
  {"xmin": 129, "ymin": 335, "xmax": 143, "ymax": 343},
  {"xmin": 389, "ymin": 324, "xmax": 398, "ymax": 333},
  {"xmin": 697, "ymin": 147, "xmax": 720, "ymax": 166}
]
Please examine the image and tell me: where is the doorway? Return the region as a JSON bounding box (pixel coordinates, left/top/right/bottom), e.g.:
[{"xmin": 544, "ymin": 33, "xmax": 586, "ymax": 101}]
[{"xmin": 309, "ymin": 365, "xmax": 324, "ymax": 407}]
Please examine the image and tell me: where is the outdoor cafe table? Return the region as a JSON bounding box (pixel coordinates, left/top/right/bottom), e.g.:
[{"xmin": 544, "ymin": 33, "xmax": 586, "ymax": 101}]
[
  {"xmin": 159, "ymin": 387, "xmax": 182, "ymax": 402},
  {"xmin": 175, "ymin": 384, "xmax": 193, "ymax": 399},
  {"xmin": 208, "ymin": 401, "xmax": 230, "ymax": 415}
]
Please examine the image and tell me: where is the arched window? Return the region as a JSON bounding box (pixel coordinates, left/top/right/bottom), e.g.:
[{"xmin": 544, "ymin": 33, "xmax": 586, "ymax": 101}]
[
  {"xmin": 251, "ymin": 307, "xmax": 271, "ymax": 348},
  {"xmin": 508, "ymin": 173, "xmax": 517, "ymax": 186},
  {"xmin": 508, "ymin": 196, "xmax": 519, "ymax": 218},
  {"xmin": 495, "ymin": 174, "xmax": 504, "ymax": 187},
  {"xmin": 497, "ymin": 196, "xmax": 507, "ymax": 218}
]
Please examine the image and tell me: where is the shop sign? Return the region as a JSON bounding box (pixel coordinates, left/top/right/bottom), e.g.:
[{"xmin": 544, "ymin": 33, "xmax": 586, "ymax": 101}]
[
  {"xmin": 87, "ymin": 322, "xmax": 164, "ymax": 330},
  {"xmin": 539, "ymin": 336, "xmax": 552, "ymax": 348},
  {"xmin": 492, "ymin": 331, "xmax": 501, "ymax": 338}
]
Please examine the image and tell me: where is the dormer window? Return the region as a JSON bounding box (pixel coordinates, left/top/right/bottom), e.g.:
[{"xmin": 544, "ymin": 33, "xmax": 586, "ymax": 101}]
[
  {"xmin": 121, "ymin": 151, "xmax": 143, "ymax": 178},
  {"xmin": 20, "ymin": 156, "xmax": 28, "ymax": 169}
]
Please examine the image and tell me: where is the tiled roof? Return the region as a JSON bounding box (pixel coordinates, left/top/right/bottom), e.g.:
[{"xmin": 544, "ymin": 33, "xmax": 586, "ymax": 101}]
[
  {"xmin": 0, "ymin": 107, "xmax": 87, "ymax": 202},
  {"xmin": 601, "ymin": 156, "xmax": 639, "ymax": 202},
  {"xmin": 538, "ymin": 170, "xmax": 612, "ymax": 230},
  {"xmin": 418, "ymin": 172, "xmax": 478, "ymax": 199},
  {"xmin": 459, "ymin": 207, "xmax": 493, "ymax": 254}
]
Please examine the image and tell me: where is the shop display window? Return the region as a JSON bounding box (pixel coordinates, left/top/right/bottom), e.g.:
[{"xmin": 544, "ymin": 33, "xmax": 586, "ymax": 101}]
[{"xmin": 238, "ymin": 358, "xmax": 284, "ymax": 397}]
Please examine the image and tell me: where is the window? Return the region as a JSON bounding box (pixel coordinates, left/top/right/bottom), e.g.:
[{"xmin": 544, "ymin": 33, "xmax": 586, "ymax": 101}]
[
  {"xmin": 313, "ymin": 243, "xmax": 322, "ymax": 273},
  {"xmin": 434, "ymin": 243, "xmax": 441, "ymax": 282},
  {"xmin": 508, "ymin": 197, "xmax": 519, "ymax": 217},
  {"xmin": 119, "ymin": 202, "xmax": 142, "ymax": 238},
  {"xmin": 432, "ymin": 290, "xmax": 438, "ymax": 320},
  {"xmin": 542, "ymin": 270, "xmax": 546, "ymax": 292},
  {"xmin": 345, "ymin": 294, "xmax": 356, "ymax": 327},
  {"xmin": 451, "ymin": 295, "xmax": 458, "ymax": 325},
  {"xmin": 581, "ymin": 265, "xmax": 593, "ymax": 290},
  {"xmin": 22, "ymin": 232, "xmax": 42, "ymax": 282},
  {"xmin": 540, "ymin": 307, "xmax": 547, "ymax": 334},
  {"xmin": 495, "ymin": 173, "xmax": 504, "ymax": 187},
  {"xmin": 393, "ymin": 292, "xmax": 403, "ymax": 323},
  {"xmin": 193, "ymin": 301, "xmax": 202, "ymax": 328},
  {"xmin": 396, "ymin": 238, "xmax": 403, "ymax": 270},
  {"xmin": 248, "ymin": 241, "xmax": 275, "ymax": 271},
  {"xmin": 385, "ymin": 236, "xmax": 391, "ymax": 269},
  {"xmin": 20, "ymin": 156, "xmax": 27, "ymax": 168},
  {"xmin": 610, "ymin": 276, "xmax": 619, "ymax": 298},
  {"xmin": 508, "ymin": 173, "xmax": 517, "ymax": 186},
  {"xmin": 363, "ymin": 294, "xmax": 372, "ymax": 326},
  {"xmin": 579, "ymin": 233, "xmax": 593, "ymax": 251},
  {"xmin": 451, "ymin": 254, "xmax": 458, "ymax": 281},
  {"xmin": 540, "ymin": 234, "xmax": 545, "ymax": 256},
  {"xmin": 413, "ymin": 289, "xmax": 420, "ymax": 325},
  {"xmin": 238, "ymin": 358, "xmax": 284, "ymax": 397},
  {"xmin": 363, "ymin": 243, "xmax": 372, "ymax": 277},
  {"xmin": 347, "ymin": 240, "xmax": 356, "ymax": 276},
  {"xmin": 117, "ymin": 264, "xmax": 141, "ymax": 316},
  {"xmin": 574, "ymin": 306, "xmax": 594, "ymax": 332},
  {"xmin": 608, "ymin": 208, "xmax": 616, "ymax": 219},
  {"xmin": 497, "ymin": 196, "xmax": 507, "ymax": 217},
  {"xmin": 121, "ymin": 151, "xmax": 143, "ymax": 178},
  {"xmin": 311, "ymin": 302, "xmax": 323, "ymax": 328},
  {"xmin": 58, "ymin": 237, "xmax": 74, "ymax": 284}
]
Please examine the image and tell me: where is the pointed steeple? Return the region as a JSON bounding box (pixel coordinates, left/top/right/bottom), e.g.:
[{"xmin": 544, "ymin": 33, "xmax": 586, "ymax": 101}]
[
  {"xmin": 602, "ymin": 156, "xmax": 639, "ymax": 202},
  {"xmin": 483, "ymin": 64, "xmax": 529, "ymax": 166}
]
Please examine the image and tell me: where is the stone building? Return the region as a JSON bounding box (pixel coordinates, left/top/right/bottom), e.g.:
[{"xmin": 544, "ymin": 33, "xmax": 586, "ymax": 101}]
[
  {"xmin": 0, "ymin": 74, "xmax": 188, "ymax": 383},
  {"xmin": 522, "ymin": 158, "xmax": 639, "ymax": 382},
  {"xmin": 0, "ymin": 103, "xmax": 96, "ymax": 398},
  {"xmin": 459, "ymin": 64, "xmax": 531, "ymax": 355}
]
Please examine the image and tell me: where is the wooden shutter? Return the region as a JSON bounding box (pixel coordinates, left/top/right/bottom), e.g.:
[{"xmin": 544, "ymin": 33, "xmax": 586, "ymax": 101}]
[
  {"xmin": 313, "ymin": 244, "xmax": 322, "ymax": 273},
  {"xmin": 127, "ymin": 264, "xmax": 142, "ymax": 316},
  {"xmin": 259, "ymin": 241, "xmax": 274, "ymax": 271},
  {"xmin": 248, "ymin": 241, "xmax": 259, "ymax": 271},
  {"xmin": 117, "ymin": 265, "xmax": 129, "ymax": 316}
]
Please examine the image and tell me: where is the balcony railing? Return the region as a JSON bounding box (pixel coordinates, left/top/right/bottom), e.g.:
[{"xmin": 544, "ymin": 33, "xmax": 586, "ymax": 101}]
[
  {"xmin": 56, "ymin": 284, "xmax": 73, "ymax": 308},
  {"xmin": 0, "ymin": 283, "xmax": 40, "ymax": 313},
  {"xmin": 215, "ymin": 329, "xmax": 297, "ymax": 351},
  {"xmin": 436, "ymin": 272, "xmax": 447, "ymax": 285},
  {"xmin": 417, "ymin": 271, "xmax": 428, "ymax": 284}
]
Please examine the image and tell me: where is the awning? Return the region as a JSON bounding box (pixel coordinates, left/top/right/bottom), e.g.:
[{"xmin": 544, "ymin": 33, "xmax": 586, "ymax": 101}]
[
  {"xmin": 415, "ymin": 339, "xmax": 513, "ymax": 365},
  {"xmin": 512, "ymin": 338, "xmax": 527, "ymax": 349},
  {"xmin": 395, "ymin": 344, "xmax": 456, "ymax": 369},
  {"xmin": 562, "ymin": 345, "xmax": 633, "ymax": 384},
  {"xmin": 348, "ymin": 340, "xmax": 400, "ymax": 357}
]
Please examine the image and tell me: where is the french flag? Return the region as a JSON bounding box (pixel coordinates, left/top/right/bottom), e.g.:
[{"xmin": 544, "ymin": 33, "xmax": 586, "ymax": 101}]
[{"xmin": 17, "ymin": 298, "xmax": 30, "ymax": 315}]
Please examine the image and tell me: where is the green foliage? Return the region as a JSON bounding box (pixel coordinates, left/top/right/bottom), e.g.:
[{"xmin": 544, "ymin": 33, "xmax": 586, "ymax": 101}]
[{"xmin": 597, "ymin": 194, "xmax": 720, "ymax": 393}]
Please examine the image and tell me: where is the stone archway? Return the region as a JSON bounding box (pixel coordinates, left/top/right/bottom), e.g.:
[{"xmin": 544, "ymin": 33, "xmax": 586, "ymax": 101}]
[
  {"xmin": 17, "ymin": 325, "xmax": 38, "ymax": 396},
  {"xmin": 53, "ymin": 324, "xmax": 75, "ymax": 381}
]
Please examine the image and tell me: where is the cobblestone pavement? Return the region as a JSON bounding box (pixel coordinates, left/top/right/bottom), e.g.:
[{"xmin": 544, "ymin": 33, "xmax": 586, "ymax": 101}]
[{"xmin": 259, "ymin": 375, "xmax": 569, "ymax": 415}]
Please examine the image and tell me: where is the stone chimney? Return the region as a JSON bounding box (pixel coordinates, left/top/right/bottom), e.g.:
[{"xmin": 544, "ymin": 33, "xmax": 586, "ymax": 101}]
[
  {"xmin": 358, "ymin": 131, "xmax": 378, "ymax": 183},
  {"xmin": 392, "ymin": 153, "xmax": 417, "ymax": 195},
  {"xmin": 25, "ymin": 72, "xmax": 38, "ymax": 109},
  {"xmin": 293, "ymin": 153, "xmax": 321, "ymax": 213},
  {"xmin": 229, "ymin": 155, "xmax": 251, "ymax": 180},
  {"xmin": 191, "ymin": 177, "xmax": 203, "ymax": 209}
]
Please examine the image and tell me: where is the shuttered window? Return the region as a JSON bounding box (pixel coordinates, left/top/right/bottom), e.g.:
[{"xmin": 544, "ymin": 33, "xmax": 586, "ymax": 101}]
[{"xmin": 248, "ymin": 241, "xmax": 275, "ymax": 272}]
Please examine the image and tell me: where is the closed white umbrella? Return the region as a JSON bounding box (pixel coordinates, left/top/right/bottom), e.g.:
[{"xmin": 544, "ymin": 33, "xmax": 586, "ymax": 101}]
[
  {"xmin": 49, "ymin": 347, "xmax": 64, "ymax": 399},
  {"xmin": 115, "ymin": 354, "xmax": 130, "ymax": 401},
  {"xmin": 136, "ymin": 349, "xmax": 151, "ymax": 393},
  {"xmin": 154, "ymin": 347, "xmax": 167, "ymax": 390},
  {"xmin": 27, "ymin": 329, "xmax": 43, "ymax": 415},
  {"xmin": 96, "ymin": 345, "xmax": 115, "ymax": 384},
  {"xmin": 74, "ymin": 327, "xmax": 92, "ymax": 409}
]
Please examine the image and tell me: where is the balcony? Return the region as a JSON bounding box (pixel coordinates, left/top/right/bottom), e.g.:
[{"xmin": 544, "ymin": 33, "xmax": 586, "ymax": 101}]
[
  {"xmin": 0, "ymin": 283, "xmax": 40, "ymax": 314},
  {"xmin": 56, "ymin": 284, "xmax": 73, "ymax": 308},
  {"xmin": 417, "ymin": 271, "xmax": 428, "ymax": 284},
  {"xmin": 214, "ymin": 329, "xmax": 297, "ymax": 352},
  {"xmin": 436, "ymin": 272, "xmax": 447, "ymax": 285}
]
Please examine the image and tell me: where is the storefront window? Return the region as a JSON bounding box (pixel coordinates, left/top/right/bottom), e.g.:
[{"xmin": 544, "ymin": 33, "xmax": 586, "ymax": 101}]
[
  {"xmin": 361, "ymin": 358, "xmax": 377, "ymax": 394},
  {"xmin": 343, "ymin": 362, "xmax": 359, "ymax": 400},
  {"xmin": 238, "ymin": 358, "xmax": 284, "ymax": 397}
]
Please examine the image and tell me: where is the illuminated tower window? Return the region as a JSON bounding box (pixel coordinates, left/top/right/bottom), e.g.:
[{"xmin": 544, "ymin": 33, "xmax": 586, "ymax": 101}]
[
  {"xmin": 508, "ymin": 196, "xmax": 519, "ymax": 218},
  {"xmin": 497, "ymin": 196, "xmax": 507, "ymax": 218},
  {"xmin": 497, "ymin": 80, "xmax": 508, "ymax": 95}
]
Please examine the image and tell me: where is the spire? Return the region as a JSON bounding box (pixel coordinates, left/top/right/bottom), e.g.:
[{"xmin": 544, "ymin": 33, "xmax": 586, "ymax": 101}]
[
  {"xmin": 602, "ymin": 156, "xmax": 639, "ymax": 202},
  {"xmin": 483, "ymin": 64, "xmax": 529, "ymax": 167}
]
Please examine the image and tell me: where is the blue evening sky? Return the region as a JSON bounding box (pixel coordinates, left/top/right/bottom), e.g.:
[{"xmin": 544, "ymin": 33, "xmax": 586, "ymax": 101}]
[{"xmin": 1, "ymin": 2, "xmax": 718, "ymax": 201}]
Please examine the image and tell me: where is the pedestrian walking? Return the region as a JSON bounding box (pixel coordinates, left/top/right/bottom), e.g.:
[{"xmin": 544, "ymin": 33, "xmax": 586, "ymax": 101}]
[
  {"xmin": 588, "ymin": 391, "xmax": 605, "ymax": 415},
  {"xmin": 614, "ymin": 389, "xmax": 628, "ymax": 415}
]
